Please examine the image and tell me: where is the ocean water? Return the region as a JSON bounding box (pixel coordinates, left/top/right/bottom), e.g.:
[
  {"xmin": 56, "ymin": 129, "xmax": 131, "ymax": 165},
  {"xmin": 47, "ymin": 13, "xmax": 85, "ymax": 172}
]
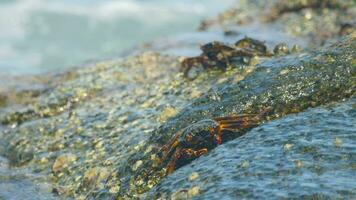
[{"xmin": 0, "ymin": 0, "xmax": 234, "ymax": 75}]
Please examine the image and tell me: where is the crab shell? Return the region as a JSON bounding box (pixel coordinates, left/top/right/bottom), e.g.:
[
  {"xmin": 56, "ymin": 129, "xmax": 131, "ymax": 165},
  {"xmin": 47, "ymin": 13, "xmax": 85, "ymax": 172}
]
[{"xmin": 177, "ymin": 119, "xmax": 220, "ymax": 149}]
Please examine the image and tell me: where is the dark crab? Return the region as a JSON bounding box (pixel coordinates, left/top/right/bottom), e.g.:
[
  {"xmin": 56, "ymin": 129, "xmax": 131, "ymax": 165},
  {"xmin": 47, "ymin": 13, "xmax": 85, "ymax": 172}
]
[
  {"xmin": 181, "ymin": 37, "xmax": 273, "ymax": 77},
  {"xmin": 159, "ymin": 111, "xmax": 268, "ymax": 174},
  {"xmin": 234, "ymin": 37, "xmax": 268, "ymax": 56},
  {"xmin": 181, "ymin": 41, "xmax": 238, "ymax": 77}
]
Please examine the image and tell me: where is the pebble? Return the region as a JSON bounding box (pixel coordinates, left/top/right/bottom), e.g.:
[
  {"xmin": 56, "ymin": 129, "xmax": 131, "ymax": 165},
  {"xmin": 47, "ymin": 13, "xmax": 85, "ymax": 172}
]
[
  {"xmin": 188, "ymin": 172, "xmax": 199, "ymax": 181},
  {"xmin": 132, "ymin": 160, "xmax": 143, "ymax": 171},
  {"xmin": 171, "ymin": 189, "xmax": 188, "ymax": 200},
  {"xmin": 188, "ymin": 186, "xmax": 200, "ymax": 198},
  {"xmin": 334, "ymin": 137, "xmax": 342, "ymax": 147},
  {"xmin": 294, "ymin": 160, "xmax": 303, "ymax": 168},
  {"xmin": 158, "ymin": 106, "xmax": 177, "ymax": 123},
  {"xmin": 283, "ymin": 143, "xmax": 294, "ymax": 150}
]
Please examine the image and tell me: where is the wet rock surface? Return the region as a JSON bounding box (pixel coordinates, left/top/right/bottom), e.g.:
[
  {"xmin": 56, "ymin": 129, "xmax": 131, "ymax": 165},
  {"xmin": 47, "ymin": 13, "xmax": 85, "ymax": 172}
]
[
  {"xmin": 148, "ymin": 98, "xmax": 356, "ymax": 199},
  {"xmin": 121, "ymin": 35, "xmax": 355, "ymax": 199},
  {"xmin": 0, "ymin": 0, "xmax": 355, "ymax": 199},
  {"xmin": 199, "ymin": 0, "xmax": 355, "ymax": 48},
  {"xmin": 0, "ymin": 156, "xmax": 56, "ymax": 200}
]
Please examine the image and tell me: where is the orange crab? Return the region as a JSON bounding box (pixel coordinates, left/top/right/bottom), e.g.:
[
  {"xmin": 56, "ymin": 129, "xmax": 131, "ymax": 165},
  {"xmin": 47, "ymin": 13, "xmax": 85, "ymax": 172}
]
[{"xmin": 159, "ymin": 112, "xmax": 268, "ymax": 174}]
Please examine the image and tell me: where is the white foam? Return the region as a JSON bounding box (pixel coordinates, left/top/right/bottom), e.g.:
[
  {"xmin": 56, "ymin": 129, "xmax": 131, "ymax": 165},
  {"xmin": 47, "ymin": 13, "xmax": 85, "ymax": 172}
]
[
  {"xmin": 0, "ymin": 0, "xmax": 230, "ymax": 38},
  {"xmin": 0, "ymin": 0, "xmax": 234, "ymax": 74}
]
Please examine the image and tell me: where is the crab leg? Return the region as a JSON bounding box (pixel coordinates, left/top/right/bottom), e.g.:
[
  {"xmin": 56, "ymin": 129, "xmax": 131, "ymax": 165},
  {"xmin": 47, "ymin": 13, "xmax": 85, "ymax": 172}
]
[
  {"xmin": 220, "ymin": 122, "xmax": 260, "ymax": 129},
  {"xmin": 218, "ymin": 115, "xmax": 261, "ymax": 130},
  {"xmin": 181, "ymin": 57, "xmax": 205, "ymax": 76},
  {"xmin": 159, "ymin": 130, "xmax": 184, "ymax": 163},
  {"xmin": 213, "ymin": 114, "xmax": 264, "ymax": 144},
  {"xmin": 214, "ymin": 114, "xmax": 258, "ymax": 121}
]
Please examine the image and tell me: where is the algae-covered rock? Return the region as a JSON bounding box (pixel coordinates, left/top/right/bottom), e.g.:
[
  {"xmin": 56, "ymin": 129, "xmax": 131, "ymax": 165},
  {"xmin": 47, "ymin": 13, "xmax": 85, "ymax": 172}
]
[
  {"xmin": 0, "ymin": 1, "xmax": 354, "ymax": 199},
  {"xmin": 117, "ymin": 35, "xmax": 355, "ymax": 198},
  {"xmin": 148, "ymin": 98, "xmax": 356, "ymax": 199},
  {"xmin": 0, "ymin": 52, "xmax": 235, "ymax": 199},
  {"xmin": 153, "ymin": 35, "xmax": 355, "ymax": 145}
]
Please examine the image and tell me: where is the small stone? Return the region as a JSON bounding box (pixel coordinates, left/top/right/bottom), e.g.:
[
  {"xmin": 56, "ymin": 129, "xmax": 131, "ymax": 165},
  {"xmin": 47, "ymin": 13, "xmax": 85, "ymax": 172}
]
[
  {"xmin": 295, "ymin": 160, "xmax": 303, "ymax": 168},
  {"xmin": 150, "ymin": 154, "xmax": 157, "ymax": 160},
  {"xmin": 249, "ymin": 56, "xmax": 260, "ymax": 66},
  {"xmin": 334, "ymin": 137, "xmax": 342, "ymax": 148},
  {"xmin": 171, "ymin": 190, "xmax": 188, "ymax": 200},
  {"xmin": 188, "ymin": 172, "xmax": 199, "ymax": 181},
  {"xmin": 242, "ymin": 57, "xmax": 250, "ymax": 64},
  {"xmin": 103, "ymin": 157, "xmax": 114, "ymax": 166},
  {"xmin": 304, "ymin": 11, "xmax": 312, "ymax": 20},
  {"xmin": 144, "ymin": 145, "xmax": 153, "ymax": 154},
  {"xmin": 280, "ymin": 69, "xmax": 290, "ymax": 75},
  {"xmin": 190, "ymin": 89, "xmax": 202, "ymax": 99},
  {"xmin": 132, "ymin": 160, "xmax": 143, "ymax": 171},
  {"xmin": 188, "ymin": 186, "xmax": 200, "ymax": 198},
  {"xmin": 94, "ymin": 140, "xmax": 104, "ymax": 149},
  {"xmin": 39, "ymin": 157, "xmax": 49, "ymax": 164},
  {"xmin": 98, "ymin": 168, "xmax": 110, "ymax": 181},
  {"xmin": 241, "ymin": 161, "xmax": 249, "ymax": 168},
  {"xmin": 283, "ymin": 143, "xmax": 294, "ymax": 150},
  {"xmin": 52, "ymin": 153, "xmax": 76, "ymax": 173},
  {"xmin": 158, "ymin": 106, "xmax": 177, "ymax": 123},
  {"xmin": 109, "ymin": 185, "xmax": 120, "ymax": 194},
  {"xmin": 76, "ymin": 195, "xmax": 86, "ymax": 200}
]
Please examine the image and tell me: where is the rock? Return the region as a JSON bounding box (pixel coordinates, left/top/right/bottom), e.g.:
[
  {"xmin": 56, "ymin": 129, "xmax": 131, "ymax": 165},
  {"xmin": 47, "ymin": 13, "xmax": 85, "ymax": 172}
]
[
  {"xmin": 153, "ymin": 35, "xmax": 355, "ymax": 147},
  {"xmin": 132, "ymin": 160, "xmax": 143, "ymax": 171},
  {"xmin": 0, "ymin": 1, "xmax": 354, "ymax": 199},
  {"xmin": 123, "ymin": 35, "xmax": 355, "ymax": 198},
  {"xmin": 171, "ymin": 189, "xmax": 188, "ymax": 200},
  {"xmin": 188, "ymin": 172, "xmax": 199, "ymax": 182},
  {"xmin": 148, "ymin": 99, "xmax": 356, "ymax": 199},
  {"xmin": 187, "ymin": 186, "xmax": 200, "ymax": 198}
]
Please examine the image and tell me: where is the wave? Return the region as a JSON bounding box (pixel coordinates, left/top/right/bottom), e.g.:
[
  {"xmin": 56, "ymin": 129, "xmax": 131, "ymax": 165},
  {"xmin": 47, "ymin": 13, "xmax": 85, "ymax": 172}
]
[{"xmin": 0, "ymin": 0, "xmax": 234, "ymax": 75}]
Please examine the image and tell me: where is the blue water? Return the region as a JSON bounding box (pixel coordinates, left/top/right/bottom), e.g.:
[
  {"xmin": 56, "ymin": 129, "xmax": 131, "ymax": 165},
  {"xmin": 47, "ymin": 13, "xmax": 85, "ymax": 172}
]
[{"xmin": 0, "ymin": 0, "xmax": 233, "ymax": 75}]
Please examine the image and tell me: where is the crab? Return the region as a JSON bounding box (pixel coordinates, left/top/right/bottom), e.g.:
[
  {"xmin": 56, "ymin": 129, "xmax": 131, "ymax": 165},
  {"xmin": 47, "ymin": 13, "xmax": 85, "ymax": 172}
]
[
  {"xmin": 234, "ymin": 37, "xmax": 270, "ymax": 56},
  {"xmin": 180, "ymin": 37, "xmax": 273, "ymax": 77},
  {"xmin": 181, "ymin": 41, "xmax": 238, "ymax": 77},
  {"xmin": 159, "ymin": 111, "xmax": 268, "ymax": 174}
]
